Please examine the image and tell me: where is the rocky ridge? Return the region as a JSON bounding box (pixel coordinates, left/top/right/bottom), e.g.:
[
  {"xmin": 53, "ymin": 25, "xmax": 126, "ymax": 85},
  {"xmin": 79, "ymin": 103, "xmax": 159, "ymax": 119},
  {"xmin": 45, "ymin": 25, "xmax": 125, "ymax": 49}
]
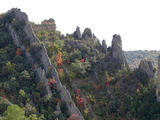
[{"xmin": 5, "ymin": 8, "xmax": 84, "ymax": 120}]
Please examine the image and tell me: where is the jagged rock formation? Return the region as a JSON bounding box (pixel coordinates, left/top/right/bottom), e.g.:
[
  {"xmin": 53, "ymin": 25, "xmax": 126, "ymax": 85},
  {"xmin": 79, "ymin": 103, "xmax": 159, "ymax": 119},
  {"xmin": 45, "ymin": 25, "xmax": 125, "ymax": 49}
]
[
  {"xmin": 102, "ymin": 39, "xmax": 107, "ymax": 53},
  {"xmin": 73, "ymin": 26, "xmax": 81, "ymax": 40},
  {"xmin": 156, "ymin": 55, "xmax": 160, "ymax": 102},
  {"xmin": 82, "ymin": 28, "xmax": 99, "ymax": 43},
  {"xmin": 32, "ymin": 18, "xmax": 56, "ymax": 32},
  {"xmin": 5, "ymin": 8, "xmax": 84, "ymax": 120},
  {"xmin": 82, "ymin": 28, "xmax": 92, "ymax": 40},
  {"xmin": 111, "ymin": 34, "xmax": 128, "ymax": 67},
  {"xmin": 138, "ymin": 59, "xmax": 154, "ymax": 78}
]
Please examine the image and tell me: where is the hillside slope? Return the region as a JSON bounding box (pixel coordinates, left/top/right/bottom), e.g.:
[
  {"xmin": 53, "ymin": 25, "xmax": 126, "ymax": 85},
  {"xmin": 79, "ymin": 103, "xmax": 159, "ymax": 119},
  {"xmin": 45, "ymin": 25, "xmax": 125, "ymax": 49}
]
[{"xmin": 0, "ymin": 8, "xmax": 160, "ymax": 120}]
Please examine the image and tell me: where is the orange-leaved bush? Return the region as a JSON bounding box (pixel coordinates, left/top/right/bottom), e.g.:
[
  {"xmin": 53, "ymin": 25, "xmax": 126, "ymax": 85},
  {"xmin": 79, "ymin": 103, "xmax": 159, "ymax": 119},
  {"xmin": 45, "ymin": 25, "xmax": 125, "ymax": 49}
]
[
  {"xmin": 56, "ymin": 52, "xmax": 63, "ymax": 66},
  {"xmin": 16, "ymin": 48, "xmax": 21, "ymax": 56}
]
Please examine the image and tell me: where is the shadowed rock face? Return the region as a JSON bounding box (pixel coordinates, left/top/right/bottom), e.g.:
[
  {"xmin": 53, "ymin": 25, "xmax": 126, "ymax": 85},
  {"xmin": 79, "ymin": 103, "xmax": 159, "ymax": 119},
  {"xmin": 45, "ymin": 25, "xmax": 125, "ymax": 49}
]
[
  {"xmin": 82, "ymin": 28, "xmax": 99, "ymax": 44},
  {"xmin": 102, "ymin": 40, "xmax": 107, "ymax": 53},
  {"xmin": 111, "ymin": 34, "xmax": 128, "ymax": 67},
  {"xmin": 138, "ymin": 59, "xmax": 154, "ymax": 78},
  {"xmin": 73, "ymin": 26, "xmax": 81, "ymax": 40},
  {"xmin": 82, "ymin": 28, "xmax": 92, "ymax": 40}
]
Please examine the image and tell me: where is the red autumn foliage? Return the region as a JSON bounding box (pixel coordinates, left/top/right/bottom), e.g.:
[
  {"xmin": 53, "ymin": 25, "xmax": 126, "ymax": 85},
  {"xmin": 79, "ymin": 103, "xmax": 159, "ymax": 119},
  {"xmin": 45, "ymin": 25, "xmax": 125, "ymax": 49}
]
[
  {"xmin": 92, "ymin": 84, "xmax": 100, "ymax": 92},
  {"xmin": 58, "ymin": 68, "xmax": 64, "ymax": 76},
  {"xmin": 67, "ymin": 114, "xmax": 79, "ymax": 120},
  {"xmin": 48, "ymin": 79, "xmax": 57, "ymax": 89},
  {"xmin": 76, "ymin": 96, "xmax": 84, "ymax": 108},
  {"xmin": 76, "ymin": 89, "xmax": 81, "ymax": 96},
  {"xmin": 80, "ymin": 59, "xmax": 85, "ymax": 63},
  {"xmin": 56, "ymin": 52, "xmax": 63, "ymax": 66},
  {"xmin": 16, "ymin": 48, "xmax": 21, "ymax": 56},
  {"xmin": 107, "ymin": 77, "xmax": 112, "ymax": 82},
  {"xmin": 105, "ymin": 81, "xmax": 110, "ymax": 86},
  {"xmin": 76, "ymin": 89, "xmax": 84, "ymax": 108},
  {"xmin": 105, "ymin": 77, "xmax": 112, "ymax": 86}
]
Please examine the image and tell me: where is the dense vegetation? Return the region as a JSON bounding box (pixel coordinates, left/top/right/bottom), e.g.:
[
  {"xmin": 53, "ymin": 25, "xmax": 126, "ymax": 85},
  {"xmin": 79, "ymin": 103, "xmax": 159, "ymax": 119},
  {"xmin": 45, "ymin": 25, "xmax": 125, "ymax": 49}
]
[
  {"xmin": 0, "ymin": 11, "xmax": 67, "ymax": 120},
  {"xmin": 34, "ymin": 26, "xmax": 160, "ymax": 120},
  {"xmin": 1, "ymin": 9, "xmax": 160, "ymax": 120}
]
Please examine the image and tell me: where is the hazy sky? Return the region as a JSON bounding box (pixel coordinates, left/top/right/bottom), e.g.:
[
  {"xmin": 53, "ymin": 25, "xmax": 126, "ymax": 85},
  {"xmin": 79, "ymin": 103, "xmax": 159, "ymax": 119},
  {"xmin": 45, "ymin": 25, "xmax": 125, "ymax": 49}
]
[{"xmin": 1, "ymin": 0, "xmax": 160, "ymax": 50}]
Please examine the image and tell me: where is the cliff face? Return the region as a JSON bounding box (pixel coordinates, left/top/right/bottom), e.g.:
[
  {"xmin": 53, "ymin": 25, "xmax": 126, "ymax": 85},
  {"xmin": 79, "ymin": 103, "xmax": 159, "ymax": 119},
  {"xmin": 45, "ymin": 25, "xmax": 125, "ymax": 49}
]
[
  {"xmin": 111, "ymin": 34, "xmax": 128, "ymax": 67},
  {"xmin": 5, "ymin": 8, "xmax": 84, "ymax": 120}
]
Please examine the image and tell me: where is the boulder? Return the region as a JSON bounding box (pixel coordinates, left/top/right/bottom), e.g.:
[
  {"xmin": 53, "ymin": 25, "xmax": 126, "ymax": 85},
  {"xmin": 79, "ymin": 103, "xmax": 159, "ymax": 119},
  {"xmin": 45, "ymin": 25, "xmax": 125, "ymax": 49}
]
[{"xmin": 138, "ymin": 59, "xmax": 154, "ymax": 78}]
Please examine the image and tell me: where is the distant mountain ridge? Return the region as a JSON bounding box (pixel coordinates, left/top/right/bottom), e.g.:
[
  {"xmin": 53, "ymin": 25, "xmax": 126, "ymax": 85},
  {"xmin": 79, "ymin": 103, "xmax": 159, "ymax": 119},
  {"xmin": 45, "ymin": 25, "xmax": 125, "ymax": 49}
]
[{"xmin": 125, "ymin": 50, "xmax": 160, "ymax": 69}]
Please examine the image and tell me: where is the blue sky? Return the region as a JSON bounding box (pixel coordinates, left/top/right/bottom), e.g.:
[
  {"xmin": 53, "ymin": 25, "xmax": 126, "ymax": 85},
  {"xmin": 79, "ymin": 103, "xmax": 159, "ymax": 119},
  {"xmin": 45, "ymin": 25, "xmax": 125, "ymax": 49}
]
[{"xmin": 1, "ymin": 0, "xmax": 160, "ymax": 50}]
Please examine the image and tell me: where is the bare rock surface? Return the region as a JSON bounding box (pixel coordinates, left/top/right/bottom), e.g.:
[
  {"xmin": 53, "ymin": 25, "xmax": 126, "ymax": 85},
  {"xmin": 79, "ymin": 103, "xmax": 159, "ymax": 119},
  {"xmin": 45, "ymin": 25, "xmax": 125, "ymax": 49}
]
[
  {"xmin": 102, "ymin": 39, "xmax": 107, "ymax": 53},
  {"xmin": 111, "ymin": 34, "xmax": 128, "ymax": 67},
  {"xmin": 73, "ymin": 26, "xmax": 81, "ymax": 40},
  {"xmin": 138, "ymin": 59, "xmax": 154, "ymax": 78}
]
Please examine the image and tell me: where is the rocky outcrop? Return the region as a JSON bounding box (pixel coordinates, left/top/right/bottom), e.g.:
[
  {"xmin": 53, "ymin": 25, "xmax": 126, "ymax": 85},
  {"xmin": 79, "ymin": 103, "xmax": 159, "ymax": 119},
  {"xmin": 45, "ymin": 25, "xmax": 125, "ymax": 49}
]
[
  {"xmin": 156, "ymin": 55, "xmax": 160, "ymax": 102},
  {"xmin": 82, "ymin": 28, "xmax": 92, "ymax": 40},
  {"xmin": 138, "ymin": 59, "xmax": 154, "ymax": 78},
  {"xmin": 111, "ymin": 34, "xmax": 128, "ymax": 67},
  {"xmin": 82, "ymin": 28, "xmax": 99, "ymax": 43},
  {"xmin": 6, "ymin": 8, "xmax": 84, "ymax": 120},
  {"xmin": 102, "ymin": 39, "xmax": 107, "ymax": 53},
  {"xmin": 73, "ymin": 26, "xmax": 81, "ymax": 40}
]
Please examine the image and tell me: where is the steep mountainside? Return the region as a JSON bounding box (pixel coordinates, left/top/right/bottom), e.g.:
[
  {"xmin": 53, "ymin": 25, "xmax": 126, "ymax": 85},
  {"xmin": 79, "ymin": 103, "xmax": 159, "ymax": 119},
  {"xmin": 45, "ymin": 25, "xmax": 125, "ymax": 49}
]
[{"xmin": 1, "ymin": 8, "xmax": 160, "ymax": 120}]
